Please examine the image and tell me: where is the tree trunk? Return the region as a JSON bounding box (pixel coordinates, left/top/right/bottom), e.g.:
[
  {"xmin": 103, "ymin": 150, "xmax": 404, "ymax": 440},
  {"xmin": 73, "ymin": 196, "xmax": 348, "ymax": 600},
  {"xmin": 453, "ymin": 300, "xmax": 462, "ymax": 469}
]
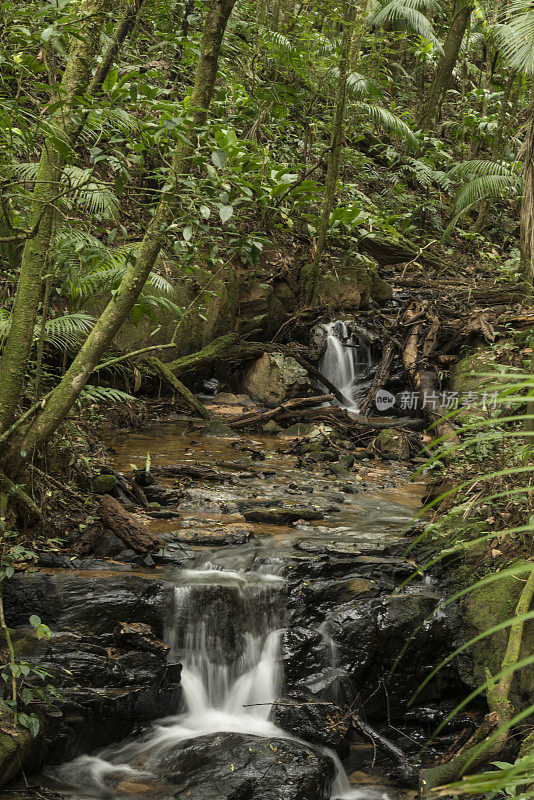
[
  {"xmin": 0, "ymin": 0, "xmax": 111, "ymax": 435},
  {"xmin": 146, "ymin": 356, "xmax": 212, "ymax": 419},
  {"xmin": 521, "ymin": 103, "xmax": 534, "ymax": 295},
  {"xmin": 300, "ymin": 0, "xmax": 356, "ymax": 303},
  {"xmin": 3, "ymin": 0, "xmax": 237, "ymax": 478},
  {"xmin": 417, "ymin": 2, "xmax": 472, "ymax": 131}
]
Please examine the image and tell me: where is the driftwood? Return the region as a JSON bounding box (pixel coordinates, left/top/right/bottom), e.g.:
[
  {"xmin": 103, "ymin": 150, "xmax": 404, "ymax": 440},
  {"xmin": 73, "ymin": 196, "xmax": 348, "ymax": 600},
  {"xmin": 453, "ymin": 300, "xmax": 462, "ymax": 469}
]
[
  {"xmin": 224, "ymin": 394, "xmax": 334, "ymax": 428},
  {"xmin": 281, "ymin": 348, "xmax": 350, "ymax": 404},
  {"xmin": 360, "ymin": 340, "xmax": 396, "ymax": 416},
  {"xmin": 353, "ymin": 714, "xmax": 419, "ymax": 788},
  {"xmin": 147, "ymin": 356, "xmax": 211, "ymax": 419},
  {"xmin": 97, "ymin": 495, "xmax": 162, "ymax": 552}
]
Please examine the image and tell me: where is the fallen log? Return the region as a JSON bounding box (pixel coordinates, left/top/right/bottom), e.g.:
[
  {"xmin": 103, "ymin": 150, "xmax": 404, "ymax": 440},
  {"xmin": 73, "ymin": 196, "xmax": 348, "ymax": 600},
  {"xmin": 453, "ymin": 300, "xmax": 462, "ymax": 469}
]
[
  {"xmin": 97, "ymin": 495, "xmax": 162, "ymax": 552},
  {"xmin": 146, "ymin": 356, "xmax": 211, "ymax": 419},
  {"xmin": 224, "ymin": 394, "xmax": 334, "ymax": 428},
  {"xmin": 167, "ymin": 333, "xmax": 268, "ymax": 377}
]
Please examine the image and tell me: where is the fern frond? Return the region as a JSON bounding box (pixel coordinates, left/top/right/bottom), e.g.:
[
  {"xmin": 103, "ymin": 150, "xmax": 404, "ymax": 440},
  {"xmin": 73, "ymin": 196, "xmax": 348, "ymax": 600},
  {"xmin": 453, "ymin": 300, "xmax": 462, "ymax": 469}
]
[
  {"xmin": 78, "ymin": 385, "xmax": 135, "ymax": 406},
  {"xmin": 346, "ymin": 71, "xmax": 382, "ymax": 100},
  {"xmin": 38, "ymin": 313, "xmax": 96, "ymax": 349},
  {"xmin": 499, "ymin": 5, "xmax": 534, "ymax": 73}
]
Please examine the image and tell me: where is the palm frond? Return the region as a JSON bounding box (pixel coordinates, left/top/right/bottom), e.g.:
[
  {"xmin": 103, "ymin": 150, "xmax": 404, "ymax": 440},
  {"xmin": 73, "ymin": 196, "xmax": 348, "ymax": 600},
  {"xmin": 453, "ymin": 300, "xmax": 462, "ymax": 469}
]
[
  {"xmin": 77, "ymin": 385, "xmax": 135, "ymax": 406},
  {"xmin": 38, "ymin": 313, "xmax": 96, "ymax": 349},
  {"xmin": 371, "ymin": 0, "xmax": 443, "ymax": 52},
  {"xmin": 499, "ymin": 5, "xmax": 534, "ymax": 74},
  {"xmin": 346, "ymin": 71, "xmax": 382, "ymax": 100},
  {"xmin": 454, "ymin": 173, "xmax": 522, "ymax": 213},
  {"xmin": 448, "ymin": 159, "xmax": 520, "ymax": 179},
  {"xmin": 353, "ymin": 102, "xmax": 417, "ymax": 146}
]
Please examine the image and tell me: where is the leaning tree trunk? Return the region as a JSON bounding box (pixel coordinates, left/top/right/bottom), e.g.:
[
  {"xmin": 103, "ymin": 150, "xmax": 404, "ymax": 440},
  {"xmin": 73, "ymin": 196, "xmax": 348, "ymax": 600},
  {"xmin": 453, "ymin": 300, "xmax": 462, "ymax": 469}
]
[
  {"xmin": 417, "ymin": 1, "xmax": 472, "ymax": 132},
  {"xmin": 0, "ymin": 0, "xmax": 111, "ymax": 435},
  {"xmin": 300, "ymin": 0, "xmax": 357, "ymax": 304},
  {"xmin": 3, "ymin": 0, "xmax": 237, "ymax": 479}
]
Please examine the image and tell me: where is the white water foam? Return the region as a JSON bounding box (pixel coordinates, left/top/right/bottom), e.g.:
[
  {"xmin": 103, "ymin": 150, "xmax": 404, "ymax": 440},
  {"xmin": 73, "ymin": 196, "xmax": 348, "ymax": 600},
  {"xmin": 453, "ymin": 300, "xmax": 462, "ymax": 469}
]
[{"xmin": 50, "ymin": 569, "xmax": 386, "ymax": 800}]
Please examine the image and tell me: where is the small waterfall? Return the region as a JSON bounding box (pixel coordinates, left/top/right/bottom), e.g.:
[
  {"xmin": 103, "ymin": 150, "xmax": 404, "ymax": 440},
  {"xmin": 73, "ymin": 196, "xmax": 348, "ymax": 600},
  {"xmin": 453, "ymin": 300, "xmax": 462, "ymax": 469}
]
[
  {"xmin": 319, "ymin": 321, "xmax": 373, "ymax": 411},
  {"xmin": 50, "ymin": 568, "xmax": 376, "ymax": 800}
]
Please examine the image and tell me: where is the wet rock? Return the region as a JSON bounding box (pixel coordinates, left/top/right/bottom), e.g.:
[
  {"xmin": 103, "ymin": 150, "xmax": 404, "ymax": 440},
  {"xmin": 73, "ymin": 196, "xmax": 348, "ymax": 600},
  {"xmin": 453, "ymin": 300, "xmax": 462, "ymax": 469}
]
[
  {"xmin": 308, "ymin": 324, "xmax": 328, "ymax": 362},
  {"xmin": 113, "ymin": 622, "xmax": 169, "ymax": 657},
  {"xmin": 155, "ymin": 732, "xmax": 336, "ymax": 800},
  {"xmin": 3, "ymin": 574, "xmax": 174, "ymax": 636},
  {"xmin": 262, "ymin": 419, "xmax": 282, "ymax": 434},
  {"xmin": 169, "ymin": 524, "xmax": 254, "ymax": 547},
  {"xmin": 203, "ymin": 378, "xmax": 221, "ymax": 395},
  {"xmin": 93, "ymin": 529, "xmax": 125, "ymax": 558},
  {"xmin": 242, "ymin": 353, "xmax": 311, "ymax": 408},
  {"xmin": 281, "ymin": 626, "xmax": 355, "ymax": 704},
  {"xmin": 203, "ymin": 419, "xmax": 240, "ymax": 438},
  {"xmin": 213, "ymin": 392, "xmax": 256, "ymax": 407},
  {"xmin": 271, "ymin": 692, "xmax": 351, "ymax": 749},
  {"xmin": 153, "ymin": 542, "xmax": 195, "ymax": 566},
  {"xmin": 148, "ymin": 509, "xmax": 181, "ymax": 519},
  {"xmin": 242, "ymin": 506, "xmax": 324, "ymax": 525},
  {"xmin": 91, "ymin": 474, "xmax": 118, "ymax": 494},
  {"xmin": 375, "ymin": 429, "xmax": 411, "ymax": 460},
  {"xmin": 281, "ymin": 423, "xmax": 327, "ymax": 438},
  {"xmin": 144, "ymin": 485, "xmax": 182, "ymax": 504}
]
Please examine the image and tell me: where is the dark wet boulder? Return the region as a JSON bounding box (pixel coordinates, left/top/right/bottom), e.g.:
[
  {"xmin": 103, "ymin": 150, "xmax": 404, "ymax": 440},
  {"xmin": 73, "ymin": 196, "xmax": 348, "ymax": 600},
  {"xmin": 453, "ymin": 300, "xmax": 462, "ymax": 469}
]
[
  {"xmin": 271, "ymin": 692, "xmax": 351, "ymax": 750},
  {"xmin": 155, "ymin": 732, "xmax": 336, "ymax": 800},
  {"xmin": 242, "ymin": 506, "xmax": 324, "ymax": 524},
  {"xmin": 280, "ymin": 627, "xmax": 355, "ymax": 705},
  {"xmin": 3, "ymin": 573, "xmax": 174, "ymax": 636},
  {"xmin": 113, "ymin": 622, "xmax": 169, "ymax": 657}
]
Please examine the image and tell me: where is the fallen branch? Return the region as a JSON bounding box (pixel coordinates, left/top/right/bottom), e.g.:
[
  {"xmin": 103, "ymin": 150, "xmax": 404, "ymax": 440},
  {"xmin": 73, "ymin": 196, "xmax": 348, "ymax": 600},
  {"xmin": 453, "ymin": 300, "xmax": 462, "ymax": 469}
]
[
  {"xmin": 224, "ymin": 394, "xmax": 334, "ymax": 427},
  {"xmin": 97, "ymin": 495, "xmax": 162, "ymax": 553},
  {"xmin": 146, "ymin": 356, "xmax": 211, "ymax": 419}
]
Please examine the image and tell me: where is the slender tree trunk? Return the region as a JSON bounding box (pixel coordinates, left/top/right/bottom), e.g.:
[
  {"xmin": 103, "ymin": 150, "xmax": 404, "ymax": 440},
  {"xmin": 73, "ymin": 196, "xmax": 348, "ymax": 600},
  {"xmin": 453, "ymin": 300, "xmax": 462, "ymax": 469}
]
[
  {"xmin": 300, "ymin": 0, "xmax": 357, "ymax": 303},
  {"xmin": 3, "ymin": 0, "xmax": 237, "ymax": 478},
  {"xmin": 520, "ymin": 103, "xmax": 534, "ymax": 295},
  {"xmin": 417, "ymin": 1, "xmax": 473, "ymax": 131},
  {"xmin": 0, "ymin": 0, "xmax": 111, "ymax": 435}
]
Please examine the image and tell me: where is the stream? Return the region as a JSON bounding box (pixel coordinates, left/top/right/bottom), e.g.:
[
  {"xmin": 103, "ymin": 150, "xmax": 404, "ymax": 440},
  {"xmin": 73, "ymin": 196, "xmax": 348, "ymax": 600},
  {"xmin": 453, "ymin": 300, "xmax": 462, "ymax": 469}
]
[{"xmin": 7, "ymin": 324, "xmax": 462, "ymax": 800}]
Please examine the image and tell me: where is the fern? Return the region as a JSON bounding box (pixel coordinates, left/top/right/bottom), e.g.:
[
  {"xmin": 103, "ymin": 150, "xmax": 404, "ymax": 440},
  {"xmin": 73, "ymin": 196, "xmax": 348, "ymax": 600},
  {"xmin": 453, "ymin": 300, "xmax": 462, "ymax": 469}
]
[
  {"xmin": 498, "ymin": 4, "xmax": 534, "ymax": 74},
  {"xmin": 77, "ymin": 385, "xmax": 135, "ymax": 407}
]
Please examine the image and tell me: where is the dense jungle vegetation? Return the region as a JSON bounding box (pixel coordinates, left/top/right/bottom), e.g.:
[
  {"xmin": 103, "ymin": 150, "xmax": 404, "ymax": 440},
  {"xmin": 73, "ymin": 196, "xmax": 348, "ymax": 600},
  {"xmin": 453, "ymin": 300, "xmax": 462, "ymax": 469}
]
[{"xmin": 1, "ymin": 0, "xmax": 534, "ymax": 797}]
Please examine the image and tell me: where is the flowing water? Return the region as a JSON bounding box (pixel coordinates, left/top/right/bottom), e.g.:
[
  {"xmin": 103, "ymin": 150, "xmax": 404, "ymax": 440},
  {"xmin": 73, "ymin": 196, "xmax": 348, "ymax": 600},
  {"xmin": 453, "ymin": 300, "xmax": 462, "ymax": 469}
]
[
  {"xmin": 45, "ymin": 324, "xmax": 421, "ymax": 800},
  {"xmin": 319, "ymin": 322, "xmax": 374, "ymax": 411}
]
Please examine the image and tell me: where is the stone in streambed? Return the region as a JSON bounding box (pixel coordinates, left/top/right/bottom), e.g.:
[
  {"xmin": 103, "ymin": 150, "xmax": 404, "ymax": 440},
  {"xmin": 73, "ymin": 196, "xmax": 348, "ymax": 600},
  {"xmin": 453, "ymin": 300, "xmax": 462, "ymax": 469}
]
[
  {"xmin": 113, "ymin": 622, "xmax": 169, "ymax": 658},
  {"xmin": 92, "ymin": 474, "xmax": 118, "ymax": 494},
  {"xmin": 242, "ymin": 352, "xmax": 311, "ymax": 408},
  {"xmin": 242, "ymin": 506, "xmax": 324, "ymax": 524},
  {"xmin": 271, "ymin": 691, "xmax": 350, "ymax": 749},
  {"xmin": 375, "ymin": 429, "xmax": 411, "ymax": 460},
  {"xmin": 154, "ymin": 731, "xmax": 336, "ymax": 800},
  {"xmin": 203, "ymin": 419, "xmax": 240, "ymax": 438},
  {"xmin": 262, "ymin": 419, "xmax": 282, "ymax": 434},
  {"xmin": 168, "ymin": 523, "xmax": 254, "ymax": 547}
]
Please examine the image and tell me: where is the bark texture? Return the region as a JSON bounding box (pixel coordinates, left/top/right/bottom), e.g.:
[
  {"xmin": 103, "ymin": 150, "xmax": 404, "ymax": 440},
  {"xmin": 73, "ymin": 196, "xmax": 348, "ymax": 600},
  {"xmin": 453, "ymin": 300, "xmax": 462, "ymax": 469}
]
[
  {"xmin": 0, "ymin": 0, "xmax": 111, "ymax": 435},
  {"xmin": 5, "ymin": 0, "xmax": 237, "ymax": 477},
  {"xmin": 417, "ymin": 2, "xmax": 472, "ymax": 131}
]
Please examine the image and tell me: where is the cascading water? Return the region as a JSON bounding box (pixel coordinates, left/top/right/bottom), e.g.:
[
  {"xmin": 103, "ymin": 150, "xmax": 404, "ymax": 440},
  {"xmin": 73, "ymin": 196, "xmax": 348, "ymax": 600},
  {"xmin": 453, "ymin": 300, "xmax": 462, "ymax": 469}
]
[
  {"xmin": 319, "ymin": 322, "xmax": 373, "ymax": 411},
  {"xmin": 50, "ymin": 567, "xmax": 372, "ymax": 800}
]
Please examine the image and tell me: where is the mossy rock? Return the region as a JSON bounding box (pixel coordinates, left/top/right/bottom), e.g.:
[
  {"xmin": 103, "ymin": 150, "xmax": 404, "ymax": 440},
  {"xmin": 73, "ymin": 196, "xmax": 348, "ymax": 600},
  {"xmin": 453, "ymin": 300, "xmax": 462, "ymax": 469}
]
[
  {"xmin": 460, "ymin": 568, "xmax": 534, "ymax": 708},
  {"xmin": 317, "ymin": 259, "xmax": 392, "ymax": 310},
  {"xmin": 202, "ymin": 420, "xmax": 240, "ymax": 438},
  {"xmin": 92, "ymin": 474, "xmax": 119, "ymax": 494},
  {"xmin": 0, "ymin": 726, "xmax": 32, "ymax": 788},
  {"xmin": 375, "ymin": 428, "xmax": 410, "ymax": 460},
  {"xmin": 451, "ymin": 348, "xmax": 495, "ymax": 394}
]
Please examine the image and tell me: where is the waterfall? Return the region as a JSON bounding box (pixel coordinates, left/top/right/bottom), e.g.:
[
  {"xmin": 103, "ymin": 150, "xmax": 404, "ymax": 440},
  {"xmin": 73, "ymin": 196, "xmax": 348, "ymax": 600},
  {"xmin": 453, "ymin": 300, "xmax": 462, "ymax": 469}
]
[
  {"xmin": 319, "ymin": 322, "xmax": 373, "ymax": 411},
  {"xmin": 49, "ymin": 567, "xmax": 379, "ymax": 800}
]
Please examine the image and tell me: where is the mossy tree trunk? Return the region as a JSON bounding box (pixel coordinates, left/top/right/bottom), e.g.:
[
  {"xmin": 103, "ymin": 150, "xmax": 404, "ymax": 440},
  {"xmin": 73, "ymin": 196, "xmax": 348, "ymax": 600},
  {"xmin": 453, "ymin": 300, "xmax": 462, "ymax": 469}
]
[
  {"xmin": 300, "ymin": 0, "xmax": 357, "ymax": 304},
  {"xmin": 0, "ymin": 0, "xmax": 111, "ymax": 436},
  {"xmin": 417, "ymin": 1, "xmax": 472, "ymax": 132},
  {"xmin": 3, "ymin": 0, "xmax": 237, "ymax": 479}
]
